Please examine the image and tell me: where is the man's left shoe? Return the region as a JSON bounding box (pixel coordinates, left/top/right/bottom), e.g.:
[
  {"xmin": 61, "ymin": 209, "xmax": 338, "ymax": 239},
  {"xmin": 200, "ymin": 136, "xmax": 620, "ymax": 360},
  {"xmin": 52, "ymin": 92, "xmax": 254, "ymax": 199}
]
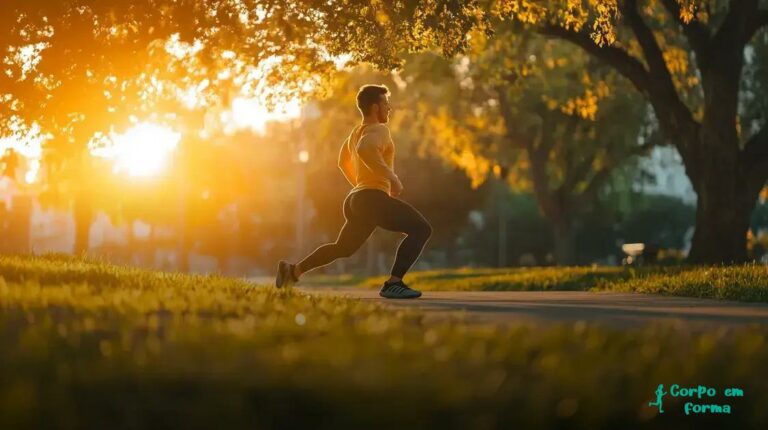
[
  {"xmin": 275, "ymin": 260, "xmax": 298, "ymax": 288},
  {"xmin": 379, "ymin": 280, "xmax": 422, "ymax": 299}
]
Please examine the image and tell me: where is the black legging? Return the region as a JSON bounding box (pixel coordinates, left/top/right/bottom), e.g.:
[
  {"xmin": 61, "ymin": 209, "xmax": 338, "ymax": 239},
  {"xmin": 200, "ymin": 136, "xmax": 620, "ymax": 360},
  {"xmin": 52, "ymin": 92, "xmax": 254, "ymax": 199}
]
[{"xmin": 298, "ymin": 189, "xmax": 432, "ymax": 278}]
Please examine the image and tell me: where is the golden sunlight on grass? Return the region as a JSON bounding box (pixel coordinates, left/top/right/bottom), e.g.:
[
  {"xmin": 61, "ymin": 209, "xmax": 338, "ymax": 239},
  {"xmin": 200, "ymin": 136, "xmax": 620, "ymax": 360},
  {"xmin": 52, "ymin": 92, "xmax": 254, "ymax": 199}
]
[{"xmin": 1, "ymin": 255, "xmax": 767, "ymax": 428}]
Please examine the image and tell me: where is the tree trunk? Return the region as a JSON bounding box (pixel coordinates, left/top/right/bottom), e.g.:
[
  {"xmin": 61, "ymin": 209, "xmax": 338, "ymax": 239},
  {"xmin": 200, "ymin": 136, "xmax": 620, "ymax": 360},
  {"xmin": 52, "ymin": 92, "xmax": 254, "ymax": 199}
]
[
  {"xmin": 552, "ymin": 220, "xmax": 576, "ymax": 266},
  {"xmin": 684, "ymin": 49, "xmax": 763, "ymax": 264},
  {"xmin": 177, "ymin": 224, "xmax": 190, "ymax": 273},
  {"xmin": 687, "ymin": 188, "xmax": 753, "ymax": 264},
  {"xmin": 73, "ymin": 196, "xmax": 92, "ymax": 255},
  {"xmin": 685, "ymin": 132, "xmax": 762, "ymax": 264},
  {"xmin": 540, "ymin": 2, "xmax": 768, "ymax": 264}
]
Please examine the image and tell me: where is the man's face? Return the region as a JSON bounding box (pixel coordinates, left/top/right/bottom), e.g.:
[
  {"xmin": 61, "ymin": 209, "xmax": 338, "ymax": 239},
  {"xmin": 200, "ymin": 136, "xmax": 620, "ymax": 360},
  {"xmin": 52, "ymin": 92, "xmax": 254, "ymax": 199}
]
[{"xmin": 374, "ymin": 94, "xmax": 391, "ymax": 123}]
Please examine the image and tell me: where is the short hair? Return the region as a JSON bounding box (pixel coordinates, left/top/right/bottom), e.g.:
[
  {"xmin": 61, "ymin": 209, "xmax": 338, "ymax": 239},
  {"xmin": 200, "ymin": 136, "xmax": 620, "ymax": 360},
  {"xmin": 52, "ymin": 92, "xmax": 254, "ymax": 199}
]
[{"xmin": 356, "ymin": 84, "xmax": 389, "ymax": 115}]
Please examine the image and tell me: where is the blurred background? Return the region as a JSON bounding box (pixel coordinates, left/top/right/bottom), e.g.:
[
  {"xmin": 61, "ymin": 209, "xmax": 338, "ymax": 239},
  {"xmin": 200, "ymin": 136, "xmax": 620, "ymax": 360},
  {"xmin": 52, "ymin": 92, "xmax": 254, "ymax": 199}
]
[{"xmin": 2, "ymin": 28, "xmax": 768, "ymax": 277}]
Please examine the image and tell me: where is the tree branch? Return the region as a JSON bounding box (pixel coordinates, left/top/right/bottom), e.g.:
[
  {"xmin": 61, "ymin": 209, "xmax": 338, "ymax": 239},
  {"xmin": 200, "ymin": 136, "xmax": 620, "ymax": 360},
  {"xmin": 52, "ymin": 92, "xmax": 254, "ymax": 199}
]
[
  {"xmin": 745, "ymin": 8, "xmax": 768, "ymax": 43},
  {"xmin": 538, "ymin": 24, "xmax": 651, "ymax": 96},
  {"xmin": 560, "ymin": 151, "xmax": 595, "ymax": 196},
  {"xmin": 624, "ymin": 140, "xmax": 657, "ymax": 159},
  {"xmin": 621, "ymin": 0, "xmax": 672, "ymax": 83},
  {"xmin": 535, "ymin": 107, "xmax": 561, "ymax": 156},
  {"xmin": 574, "ymin": 166, "xmax": 614, "ymax": 212},
  {"xmin": 495, "ymin": 86, "xmax": 532, "ymax": 149},
  {"xmin": 714, "ymin": 0, "xmax": 759, "ymax": 47},
  {"xmin": 540, "ymin": 21, "xmax": 698, "ymax": 159},
  {"xmin": 557, "ymin": 115, "xmax": 590, "ymax": 194},
  {"xmin": 659, "ymin": 0, "xmax": 711, "ymax": 62},
  {"xmin": 572, "ymin": 137, "xmax": 655, "ymax": 212}
]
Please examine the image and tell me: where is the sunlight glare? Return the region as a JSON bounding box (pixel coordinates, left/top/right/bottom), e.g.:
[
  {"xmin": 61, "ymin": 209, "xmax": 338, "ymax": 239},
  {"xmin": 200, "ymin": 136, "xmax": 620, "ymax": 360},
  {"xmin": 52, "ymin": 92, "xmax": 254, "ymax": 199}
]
[
  {"xmin": 105, "ymin": 123, "xmax": 181, "ymax": 177},
  {"xmin": 223, "ymin": 97, "xmax": 301, "ymax": 135},
  {"xmin": 0, "ymin": 121, "xmax": 45, "ymax": 185},
  {"xmin": 25, "ymin": 159, "xmax": 40, "ymax": 183}
]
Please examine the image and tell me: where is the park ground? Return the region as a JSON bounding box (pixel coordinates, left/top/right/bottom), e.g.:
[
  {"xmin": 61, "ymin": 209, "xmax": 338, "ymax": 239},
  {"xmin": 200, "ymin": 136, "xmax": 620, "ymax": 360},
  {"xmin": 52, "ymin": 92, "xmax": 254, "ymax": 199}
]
[{"xmin": 2, "ymin": 255, "xmax": 767, "ymax": 429}]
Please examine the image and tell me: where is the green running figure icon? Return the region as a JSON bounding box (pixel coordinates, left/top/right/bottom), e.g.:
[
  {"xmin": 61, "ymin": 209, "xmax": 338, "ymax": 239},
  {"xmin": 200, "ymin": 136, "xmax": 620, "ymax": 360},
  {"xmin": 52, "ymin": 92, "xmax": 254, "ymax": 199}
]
[{"xmin": 648, "ymin": 384, "xmax": 667, "ymax": 413}]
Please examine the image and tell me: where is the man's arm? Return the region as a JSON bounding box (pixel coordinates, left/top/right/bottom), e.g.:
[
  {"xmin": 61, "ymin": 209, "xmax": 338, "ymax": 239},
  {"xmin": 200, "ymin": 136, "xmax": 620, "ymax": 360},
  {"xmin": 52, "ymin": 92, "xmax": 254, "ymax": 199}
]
[{"xmin": 337, "ymin": 138, "xmax": 357, "ymax": 186}]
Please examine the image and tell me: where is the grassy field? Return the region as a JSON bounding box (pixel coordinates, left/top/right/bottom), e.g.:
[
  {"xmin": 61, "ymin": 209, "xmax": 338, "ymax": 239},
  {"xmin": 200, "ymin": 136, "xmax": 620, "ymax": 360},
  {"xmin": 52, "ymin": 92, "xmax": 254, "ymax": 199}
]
[
  {"xmin": 2, "ymin": 255, "xmax": 768, "ymax": 429},
  {"xmin": 353, "ymin": 264, "xmax": 768, "ymax": 303}
]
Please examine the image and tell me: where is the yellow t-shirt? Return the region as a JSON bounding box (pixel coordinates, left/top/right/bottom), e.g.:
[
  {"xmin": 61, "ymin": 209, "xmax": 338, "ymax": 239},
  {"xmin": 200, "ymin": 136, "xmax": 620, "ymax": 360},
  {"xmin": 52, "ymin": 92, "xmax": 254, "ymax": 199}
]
[{"xmin": 343, "ymin": 123, "xmax": 395, "ymax": 194}]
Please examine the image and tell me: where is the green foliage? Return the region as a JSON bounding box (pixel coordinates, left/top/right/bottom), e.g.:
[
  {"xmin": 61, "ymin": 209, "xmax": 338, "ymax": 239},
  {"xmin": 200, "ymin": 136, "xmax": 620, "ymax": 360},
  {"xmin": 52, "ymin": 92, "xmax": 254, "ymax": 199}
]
[{"xmin": 2, "ymin": 255, "xmax": 768, "ymax": 428}]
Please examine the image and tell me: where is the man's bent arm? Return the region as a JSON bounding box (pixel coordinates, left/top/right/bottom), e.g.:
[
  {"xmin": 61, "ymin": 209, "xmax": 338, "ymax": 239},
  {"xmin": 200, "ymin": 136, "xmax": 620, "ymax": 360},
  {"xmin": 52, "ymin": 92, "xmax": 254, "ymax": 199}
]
[{"xmin": 337, "ymin": 139, "xmax": 357, "ymax": 186}]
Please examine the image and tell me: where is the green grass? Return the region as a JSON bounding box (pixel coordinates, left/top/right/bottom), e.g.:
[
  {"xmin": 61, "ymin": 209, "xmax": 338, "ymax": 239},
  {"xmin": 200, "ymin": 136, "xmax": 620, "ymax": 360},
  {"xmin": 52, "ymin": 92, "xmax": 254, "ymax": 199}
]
[
  {"xmin": 354, "ymin": 264, "xmax": 768, "ymax": 302},
  {"xmin": 359, "ymin": 266, "xmax": 634, "ymax": 291},
  {"xmin": 2, "ymin": 254, "xmax": 768, "ymax": 429}
]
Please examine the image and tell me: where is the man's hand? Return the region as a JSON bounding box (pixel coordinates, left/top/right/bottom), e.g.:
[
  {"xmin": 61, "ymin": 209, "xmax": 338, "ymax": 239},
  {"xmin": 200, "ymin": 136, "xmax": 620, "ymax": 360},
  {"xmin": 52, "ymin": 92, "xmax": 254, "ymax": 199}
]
[{"xmin": 389, "ymin": 175, "xmax": 404, "ymax": 197}]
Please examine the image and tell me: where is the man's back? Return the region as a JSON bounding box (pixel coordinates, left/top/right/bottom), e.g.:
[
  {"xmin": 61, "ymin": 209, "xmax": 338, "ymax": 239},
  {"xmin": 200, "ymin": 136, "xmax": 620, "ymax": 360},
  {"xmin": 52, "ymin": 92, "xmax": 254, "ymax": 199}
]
[{"xmin": 342, "ymin": 123, "xmax": 395, "ymax": 195}]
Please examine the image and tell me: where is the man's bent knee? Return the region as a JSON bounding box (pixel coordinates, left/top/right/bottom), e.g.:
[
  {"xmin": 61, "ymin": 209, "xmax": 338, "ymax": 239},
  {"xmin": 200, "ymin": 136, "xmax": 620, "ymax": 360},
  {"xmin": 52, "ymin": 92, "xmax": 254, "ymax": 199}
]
[
  {"xmin": 422, "ymin": 222, "xmax": 433, "ymax": 239},
  {"xmin": 410, "ymin": 222, "xmax": 432, "ymax": 240}
]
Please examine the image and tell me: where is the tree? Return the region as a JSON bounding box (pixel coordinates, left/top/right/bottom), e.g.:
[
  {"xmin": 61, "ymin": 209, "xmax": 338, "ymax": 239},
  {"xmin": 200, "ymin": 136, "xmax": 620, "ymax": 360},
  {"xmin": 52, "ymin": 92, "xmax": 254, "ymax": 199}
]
[
  {"xmin": 8, "ymin": 0, "xmax": 760, "ymax": 265},
  {"xmin": 1, "ymin": 0, "xmax": 338, "ymax": 253},
  {"xmin": 1, "ymin": 0, "xmax": 482, "ymax": 255},
  {"xmin": 399, "ymin": 36, "xmax": 654, "ymax": 264},
  {"xmin": 488, "ymin": 0, "xmax": 768, "ymax": 263}
]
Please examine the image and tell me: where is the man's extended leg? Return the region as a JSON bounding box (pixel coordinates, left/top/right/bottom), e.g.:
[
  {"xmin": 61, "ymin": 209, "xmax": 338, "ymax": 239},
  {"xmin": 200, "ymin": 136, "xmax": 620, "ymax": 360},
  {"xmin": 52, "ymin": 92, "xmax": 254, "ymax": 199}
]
[
  {"xmin": 294, "ymin": 216, "xmax": 375, "ymax": 276},
  {"xmin": 276, "ymin": 191, "xmax": 376, "ymax": 287}
]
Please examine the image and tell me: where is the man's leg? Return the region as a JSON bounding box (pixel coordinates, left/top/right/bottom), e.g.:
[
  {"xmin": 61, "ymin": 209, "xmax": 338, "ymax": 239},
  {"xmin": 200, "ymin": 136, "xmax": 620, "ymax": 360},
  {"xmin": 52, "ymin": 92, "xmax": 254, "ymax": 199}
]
[
  {"xmin": 365, "ymin": 195, "xmax": 432, "ymax": 282},
  {"xmin": 293, "ymin": 216, "xmax": 375, "ymax": 279},
  {"xmin": 276, "ymin": 191, "xmax": 375, "ymax": 288}
]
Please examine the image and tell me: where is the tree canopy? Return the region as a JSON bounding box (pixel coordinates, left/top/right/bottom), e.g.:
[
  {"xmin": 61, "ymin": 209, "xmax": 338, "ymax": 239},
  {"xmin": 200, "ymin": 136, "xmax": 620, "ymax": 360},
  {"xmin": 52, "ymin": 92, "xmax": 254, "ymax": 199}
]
[{"xmin": 1, "ymin": 0, "xmax": 766, "ymax": 264}]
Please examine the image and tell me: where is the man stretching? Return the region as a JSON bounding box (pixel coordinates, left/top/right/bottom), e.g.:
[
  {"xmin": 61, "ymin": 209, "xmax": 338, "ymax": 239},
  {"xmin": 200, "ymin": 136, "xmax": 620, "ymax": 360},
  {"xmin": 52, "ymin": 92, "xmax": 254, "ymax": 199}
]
[{"xmin": 275, "ymin": 84, "xmax": 432, "ymax": 299}]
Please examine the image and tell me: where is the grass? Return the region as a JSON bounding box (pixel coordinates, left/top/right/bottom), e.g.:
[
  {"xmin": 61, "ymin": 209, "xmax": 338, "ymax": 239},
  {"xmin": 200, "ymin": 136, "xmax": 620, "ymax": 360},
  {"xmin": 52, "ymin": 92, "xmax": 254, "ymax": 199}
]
[
  {"xmin": 1, "ymin": 254, "xmax": 768, "ymax": 429},
  {"xmin": 353, "ymin": 264, "xmax": 768, "ymax": 303}
]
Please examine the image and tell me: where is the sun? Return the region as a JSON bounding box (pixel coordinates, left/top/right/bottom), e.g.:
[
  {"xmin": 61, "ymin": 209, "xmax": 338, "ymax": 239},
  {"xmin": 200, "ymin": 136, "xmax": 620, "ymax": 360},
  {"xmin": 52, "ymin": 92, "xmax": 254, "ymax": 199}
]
[
  {"xmin": 224, "ymin": 96, "xmax": 301, "ymax": 134},
  {"xmin": 109, "ymin": 123, "xmax": 181, "ymax": 177}
]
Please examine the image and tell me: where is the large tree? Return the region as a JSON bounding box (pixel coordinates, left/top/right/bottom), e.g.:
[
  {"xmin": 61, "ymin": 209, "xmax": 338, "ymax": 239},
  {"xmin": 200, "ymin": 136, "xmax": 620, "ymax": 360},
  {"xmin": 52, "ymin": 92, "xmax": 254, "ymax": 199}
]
[
  {"xmin": 0, "ymin": 0, "xmax": 337, "ymax": 252},
  {"xmin": 399, "ymin": 40, "xmax": 654, "ymax": 264},
  {"xmin": 1, "ymin": 0, "xmax": 479, "ymax": 254},
  {"xmin": 6, "ymin": 0, "xmax": 764, "ymax": 265},
  {"xmin": 490, "ymin": 0, "xmax": 768, "ymax": 263}
]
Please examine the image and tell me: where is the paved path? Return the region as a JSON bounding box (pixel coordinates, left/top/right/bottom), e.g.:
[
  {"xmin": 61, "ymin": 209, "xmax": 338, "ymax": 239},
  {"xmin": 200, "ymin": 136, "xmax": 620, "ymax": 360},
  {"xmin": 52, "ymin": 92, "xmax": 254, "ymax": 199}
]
[{"xmin": 297, "ymin": 286, "xmax": 768, "ymax": 330}]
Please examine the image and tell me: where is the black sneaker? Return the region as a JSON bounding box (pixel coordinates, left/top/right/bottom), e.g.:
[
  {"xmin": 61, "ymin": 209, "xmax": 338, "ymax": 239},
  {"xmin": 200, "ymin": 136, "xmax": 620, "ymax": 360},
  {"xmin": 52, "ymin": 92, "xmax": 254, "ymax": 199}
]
[
  {"xmin": 379, "ymin": 280, "xmax": 422, "ymax": 299},
  {"xmin": 275, "ymin": 260, "xmax": 299, "ymax": 288}
]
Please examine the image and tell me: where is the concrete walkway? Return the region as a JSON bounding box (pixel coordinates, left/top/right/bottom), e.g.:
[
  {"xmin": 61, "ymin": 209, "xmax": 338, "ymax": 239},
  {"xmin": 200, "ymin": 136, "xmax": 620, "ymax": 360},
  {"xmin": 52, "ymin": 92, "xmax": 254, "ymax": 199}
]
[{"xmin": 297, "ymin": 286, "xmax": 768, "ymax": 330}]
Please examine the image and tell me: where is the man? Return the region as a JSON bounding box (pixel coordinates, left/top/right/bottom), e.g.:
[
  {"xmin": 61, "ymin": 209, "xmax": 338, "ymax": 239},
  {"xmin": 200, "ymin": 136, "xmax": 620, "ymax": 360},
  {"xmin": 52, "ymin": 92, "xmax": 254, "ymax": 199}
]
[{"xmin": 275, "ymin": 84, "xmax": 432, "ymax": 299}]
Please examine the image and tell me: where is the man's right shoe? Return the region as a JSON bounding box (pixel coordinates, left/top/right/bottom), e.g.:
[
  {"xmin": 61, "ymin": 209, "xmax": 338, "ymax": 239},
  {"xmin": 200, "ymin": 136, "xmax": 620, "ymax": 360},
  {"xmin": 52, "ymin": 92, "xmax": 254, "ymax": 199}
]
[
  {"xmin": 275, "ymin": 260, "xmax": 298, "ymax": 288},
  {"xmin": 379, "ymin": 280, "xmax": 422, "ymax": 299}
]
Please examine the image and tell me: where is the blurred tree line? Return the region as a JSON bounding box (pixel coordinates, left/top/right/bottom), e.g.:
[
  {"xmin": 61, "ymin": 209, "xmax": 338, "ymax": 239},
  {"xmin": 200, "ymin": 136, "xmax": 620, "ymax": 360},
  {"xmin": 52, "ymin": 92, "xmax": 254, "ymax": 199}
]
[{"xmin": 2, "ymin": 1, "xmax": 767, "ymax": 272}]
